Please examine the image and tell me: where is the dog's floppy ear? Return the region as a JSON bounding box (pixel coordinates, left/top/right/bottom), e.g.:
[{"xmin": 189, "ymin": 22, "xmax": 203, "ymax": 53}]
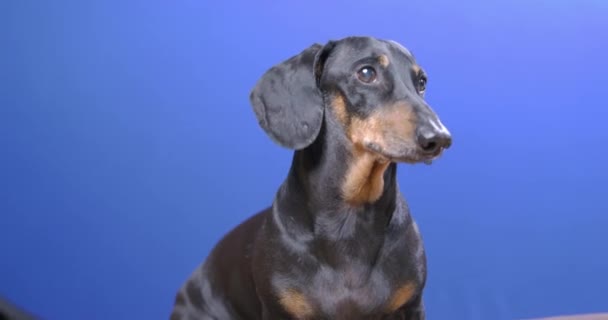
[{"xmin": 249, "ymin": 42, "xmax": 335, "ymax": 150}]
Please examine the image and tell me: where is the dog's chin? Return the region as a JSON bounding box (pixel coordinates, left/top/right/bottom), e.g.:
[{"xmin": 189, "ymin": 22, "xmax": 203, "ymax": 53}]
[{"xmin": 364, "ymin": 143, "xmax": 443, "ymax": 165}]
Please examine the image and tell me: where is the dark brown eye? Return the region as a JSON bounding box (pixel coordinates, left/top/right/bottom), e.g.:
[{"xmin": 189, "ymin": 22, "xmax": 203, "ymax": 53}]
[
  {"xmin": 357, "ymin": 66, "xmax": 377, "ymax": 83},
  {"xmin": 417, "ymin": 76, "xmax": 427, "ymax": 93}
]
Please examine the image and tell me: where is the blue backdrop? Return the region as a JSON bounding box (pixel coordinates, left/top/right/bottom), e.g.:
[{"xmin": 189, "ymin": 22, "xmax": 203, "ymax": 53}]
[{"xmin": 2, "ymin": 1, "xmax": 607, "ymax": 319}]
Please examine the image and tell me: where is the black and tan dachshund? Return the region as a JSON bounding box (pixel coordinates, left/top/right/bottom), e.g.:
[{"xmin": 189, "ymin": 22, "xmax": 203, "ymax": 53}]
[{"xmin": 170, "ymin": 36, "xmax": 452, "ymax": 320}]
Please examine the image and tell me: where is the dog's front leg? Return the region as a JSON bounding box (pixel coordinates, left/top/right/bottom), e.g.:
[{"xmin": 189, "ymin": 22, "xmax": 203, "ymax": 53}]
[
  {"xmin": 388, "ymin": 295, "xmax": 425, "ymax": 320},
  {"xmin": 403, "ymin": 296, "xmax": 426, "ymax": 320},
  {"xmin": 258, "ymin": 296, "xmax": 296, "ymax": 320}
]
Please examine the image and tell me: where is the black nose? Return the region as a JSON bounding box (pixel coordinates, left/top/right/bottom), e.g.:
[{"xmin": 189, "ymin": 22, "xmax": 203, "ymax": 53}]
[{"xmin": 416, "ymin": 128, "xmax": 452, "ymax": 155}]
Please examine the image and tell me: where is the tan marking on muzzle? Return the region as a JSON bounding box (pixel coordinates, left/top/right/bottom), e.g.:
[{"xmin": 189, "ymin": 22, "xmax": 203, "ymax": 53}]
[
  {"xmin": 378, "ymin": 54, "xmax": 390, "ymax": 67},
  {"xmin": 278, "ymin": 288, "xmax": 314, "ymax": 319},
  {"xmin": 386, "ymin": 282, "xmax": 417, "ymax": 312},
  {"xmin": 341, "ymin": 101, "xmax": 417, "ymax": 205},
  {"xmin": 348, "ymin": 101, "xmax": 417, "ymax": 153}
]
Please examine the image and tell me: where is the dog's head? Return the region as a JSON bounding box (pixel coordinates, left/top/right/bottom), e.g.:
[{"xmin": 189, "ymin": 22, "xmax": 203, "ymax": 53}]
[{"xmin": 250, "ymin": 36, "xmax": 451, "ymax": 164}]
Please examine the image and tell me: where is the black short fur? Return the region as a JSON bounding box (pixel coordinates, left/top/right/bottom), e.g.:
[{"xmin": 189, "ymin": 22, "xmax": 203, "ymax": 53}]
[{"xmin": 170, "ymin": 36, "xmax": 452, "ymax": 320}]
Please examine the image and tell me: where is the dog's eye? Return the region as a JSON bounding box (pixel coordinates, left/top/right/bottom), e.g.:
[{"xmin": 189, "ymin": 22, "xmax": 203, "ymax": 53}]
[
  {"xmin": 417, "ymin": 77, "xmax": 427, "ymax": 93},
  {"xmin": 357, "ymin": 66, "xmax": 377, "ymax": 83}
]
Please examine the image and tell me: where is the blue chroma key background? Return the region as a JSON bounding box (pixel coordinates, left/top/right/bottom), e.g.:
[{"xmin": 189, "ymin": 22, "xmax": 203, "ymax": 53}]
[{"xmin": 1, "ymin": 1, "xmax": 607, "ymax": 319}]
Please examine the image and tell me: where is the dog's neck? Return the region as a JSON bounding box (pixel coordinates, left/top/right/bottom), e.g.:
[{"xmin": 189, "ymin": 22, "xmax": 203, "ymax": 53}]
[
  {"xmin": 273, "ymin": 116, "xmax": 404, "ymax": 267},
  {"xmin": 289, "ymin": 145, "xmax": 398, "ymax": 215}
]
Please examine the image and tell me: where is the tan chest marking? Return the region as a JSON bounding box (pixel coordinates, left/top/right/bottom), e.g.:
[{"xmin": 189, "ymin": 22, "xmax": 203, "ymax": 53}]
[
  {"xmin": 278, "ymin": 288, "xmax": 314, "ymax": 319},
  {"xmin": 386, "ymin": 282, "xmax": 417, "ymax": 312}
]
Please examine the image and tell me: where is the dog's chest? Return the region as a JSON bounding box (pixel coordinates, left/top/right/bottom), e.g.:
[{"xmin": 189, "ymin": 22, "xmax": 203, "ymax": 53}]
[{"xmin": 275, "ymin": 261, "xmax": 418, "ymax": 319}]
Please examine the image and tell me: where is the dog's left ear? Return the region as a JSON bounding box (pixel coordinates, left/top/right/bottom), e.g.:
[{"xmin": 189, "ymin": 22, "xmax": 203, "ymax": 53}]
[{"xmin": 249, "ymin": 42, "xmax": 335, "ymax": 150}]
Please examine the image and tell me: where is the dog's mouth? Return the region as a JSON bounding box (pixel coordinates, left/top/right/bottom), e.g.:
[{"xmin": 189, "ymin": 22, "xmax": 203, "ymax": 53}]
[{"xmin": 364, "ymin": 142, "xmax": 445, "ymax": 165}]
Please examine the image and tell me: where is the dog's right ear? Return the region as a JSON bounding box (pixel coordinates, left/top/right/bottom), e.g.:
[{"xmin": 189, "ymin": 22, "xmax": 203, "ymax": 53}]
[{"xmin": 249, "ymin": 42, "xmax": 335, "ymax": 150}]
